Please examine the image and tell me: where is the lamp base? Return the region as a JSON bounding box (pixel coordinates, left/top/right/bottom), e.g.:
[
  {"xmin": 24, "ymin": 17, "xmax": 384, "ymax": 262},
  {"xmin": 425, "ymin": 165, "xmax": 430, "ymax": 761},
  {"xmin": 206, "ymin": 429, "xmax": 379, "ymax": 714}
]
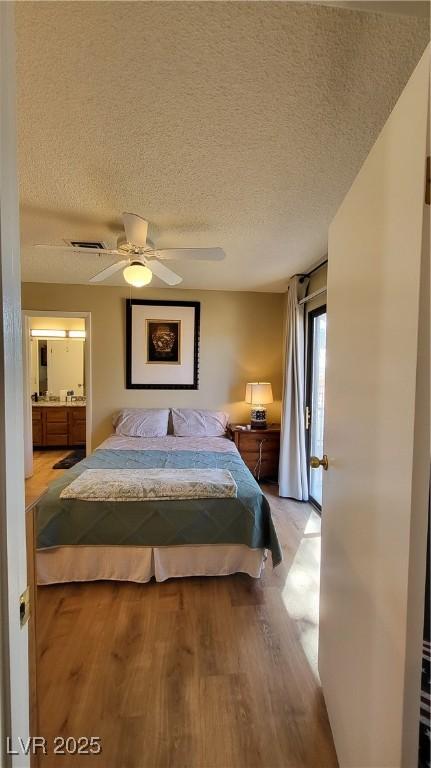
[{"xmin": 250, "ymin": 407, "xmax": 267, "ymax": 429}]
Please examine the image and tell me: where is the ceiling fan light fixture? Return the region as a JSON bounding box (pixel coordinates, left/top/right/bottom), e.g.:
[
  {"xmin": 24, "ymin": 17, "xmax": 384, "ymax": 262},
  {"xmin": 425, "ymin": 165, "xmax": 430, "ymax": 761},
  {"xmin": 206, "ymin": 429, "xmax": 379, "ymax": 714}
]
[
  {"xmin": 123, "ymin": 261, "xmax": 153, "ymax": 288},
  {"xmin": 37, "ymin": 211, "xmax": 224, "ymax": 287}
]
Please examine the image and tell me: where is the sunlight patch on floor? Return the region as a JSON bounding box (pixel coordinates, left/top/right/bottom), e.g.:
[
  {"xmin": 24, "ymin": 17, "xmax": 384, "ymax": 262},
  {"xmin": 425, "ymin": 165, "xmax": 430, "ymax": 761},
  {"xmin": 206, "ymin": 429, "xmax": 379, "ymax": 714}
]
[
  {"xmin": 304, "ymin": 508, "xmax": 321, "ymax": 535},
  {"xmin": 282, "ymin": 509, "xmax": 321, "ymax": 680}
]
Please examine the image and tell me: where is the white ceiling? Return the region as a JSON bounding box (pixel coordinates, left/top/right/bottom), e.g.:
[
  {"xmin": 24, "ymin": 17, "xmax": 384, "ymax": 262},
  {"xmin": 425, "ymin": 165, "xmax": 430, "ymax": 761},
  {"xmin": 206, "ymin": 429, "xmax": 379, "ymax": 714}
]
[{"xmin": 16, "ymin": 1, "xmax": 429, "ymax": 292}]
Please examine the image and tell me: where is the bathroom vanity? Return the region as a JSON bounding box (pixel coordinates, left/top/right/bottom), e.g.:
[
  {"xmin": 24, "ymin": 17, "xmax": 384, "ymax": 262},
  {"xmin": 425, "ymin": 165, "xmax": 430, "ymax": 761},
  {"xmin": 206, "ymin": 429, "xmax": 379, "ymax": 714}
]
[{"xmin": 32, "ymin": 403, "xmax": 86, "ymax": 448}]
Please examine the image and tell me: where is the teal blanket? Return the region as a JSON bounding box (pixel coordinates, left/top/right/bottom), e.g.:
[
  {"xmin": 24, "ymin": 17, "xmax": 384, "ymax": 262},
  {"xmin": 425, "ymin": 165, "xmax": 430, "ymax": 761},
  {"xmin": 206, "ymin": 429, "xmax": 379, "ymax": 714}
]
[{"xmin": 37, "ymin": 449, "xmax": 282, "ymax": 566}]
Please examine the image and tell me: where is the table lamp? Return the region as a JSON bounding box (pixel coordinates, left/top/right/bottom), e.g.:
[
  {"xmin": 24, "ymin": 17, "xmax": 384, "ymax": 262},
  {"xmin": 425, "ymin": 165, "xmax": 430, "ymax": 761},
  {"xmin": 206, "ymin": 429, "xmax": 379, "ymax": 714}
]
[{"xmin": 245, "ymin": 382, "xmax": 273, "ymax": 429}]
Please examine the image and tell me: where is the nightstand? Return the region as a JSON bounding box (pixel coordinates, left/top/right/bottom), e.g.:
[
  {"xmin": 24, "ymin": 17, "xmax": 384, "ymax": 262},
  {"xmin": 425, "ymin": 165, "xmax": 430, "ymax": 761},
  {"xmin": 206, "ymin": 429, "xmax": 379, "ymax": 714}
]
[{"xmin": 228, "ymin": 424, "xmax": 281, "ymax": 481}]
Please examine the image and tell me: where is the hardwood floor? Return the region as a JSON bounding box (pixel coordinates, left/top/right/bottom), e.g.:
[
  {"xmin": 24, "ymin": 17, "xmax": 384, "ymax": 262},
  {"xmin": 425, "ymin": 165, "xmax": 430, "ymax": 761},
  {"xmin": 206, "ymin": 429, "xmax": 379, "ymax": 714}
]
[
  {"xmin": 32, "ymin": 477, "xmax": 338, "ymax": 768},
  {"xmin": 25, "ymin": 449, "xmax": 69, "ymax": 507}
]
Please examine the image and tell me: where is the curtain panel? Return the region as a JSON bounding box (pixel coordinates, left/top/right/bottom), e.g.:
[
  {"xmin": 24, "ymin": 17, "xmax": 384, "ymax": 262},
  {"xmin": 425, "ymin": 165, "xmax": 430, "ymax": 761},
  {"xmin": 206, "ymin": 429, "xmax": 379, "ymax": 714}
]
[{"xmin": 279, "ymin": 275, "xmax": 309, "ymax": 500}]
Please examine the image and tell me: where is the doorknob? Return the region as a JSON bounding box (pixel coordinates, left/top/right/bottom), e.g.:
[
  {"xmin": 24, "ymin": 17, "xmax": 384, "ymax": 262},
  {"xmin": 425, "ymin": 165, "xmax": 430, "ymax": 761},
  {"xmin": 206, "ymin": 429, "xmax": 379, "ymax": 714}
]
[{"xmin": 310, "ymin": 454, "xmax": 329, "ymax": 471}]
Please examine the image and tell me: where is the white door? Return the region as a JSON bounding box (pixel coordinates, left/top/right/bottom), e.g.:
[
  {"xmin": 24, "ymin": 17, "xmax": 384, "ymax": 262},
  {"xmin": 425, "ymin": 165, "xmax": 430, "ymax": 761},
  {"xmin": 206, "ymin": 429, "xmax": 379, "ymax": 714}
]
[{"xmin": 318, "ymin": 46, "xmax": 430, "ymax": 768}]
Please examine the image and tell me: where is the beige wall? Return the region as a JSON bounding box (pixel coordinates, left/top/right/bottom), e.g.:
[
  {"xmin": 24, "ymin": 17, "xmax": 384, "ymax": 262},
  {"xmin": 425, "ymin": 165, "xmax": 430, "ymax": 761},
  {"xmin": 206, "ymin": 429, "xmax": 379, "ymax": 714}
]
[
  {"xmin": 28, "ymin": 315, "xmax": 85, "ymax": 331},
  {"xmin": 22, "ymin": 283, "xmax": 284, "ymax": 447}
]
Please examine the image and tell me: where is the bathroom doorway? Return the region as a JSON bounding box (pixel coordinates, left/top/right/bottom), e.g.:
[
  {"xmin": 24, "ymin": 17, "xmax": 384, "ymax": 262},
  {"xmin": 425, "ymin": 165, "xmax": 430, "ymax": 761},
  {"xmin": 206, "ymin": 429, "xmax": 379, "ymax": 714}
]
[{"xmin": 22, "ymin": 310, "xmax": 92, "ymax": 480}]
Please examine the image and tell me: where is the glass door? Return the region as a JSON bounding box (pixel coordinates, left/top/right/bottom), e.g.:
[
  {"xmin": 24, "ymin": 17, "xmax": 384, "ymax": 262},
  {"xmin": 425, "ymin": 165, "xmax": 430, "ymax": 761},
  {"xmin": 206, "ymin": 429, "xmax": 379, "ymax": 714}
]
[{"xmin": 306, "ymin": 306, "xmax": 327, "ymax": 510}]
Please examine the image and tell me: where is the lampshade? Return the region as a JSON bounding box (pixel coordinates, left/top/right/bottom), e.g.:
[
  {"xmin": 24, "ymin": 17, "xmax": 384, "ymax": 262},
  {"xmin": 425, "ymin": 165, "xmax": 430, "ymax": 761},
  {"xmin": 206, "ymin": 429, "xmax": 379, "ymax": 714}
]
[
  {"xmin": 123, "ymin": 262, "xmax": 153, "ymax": 288},
  {"xmin": 245, "ymin": 382, "xmax": 273, "ymax": 405}
]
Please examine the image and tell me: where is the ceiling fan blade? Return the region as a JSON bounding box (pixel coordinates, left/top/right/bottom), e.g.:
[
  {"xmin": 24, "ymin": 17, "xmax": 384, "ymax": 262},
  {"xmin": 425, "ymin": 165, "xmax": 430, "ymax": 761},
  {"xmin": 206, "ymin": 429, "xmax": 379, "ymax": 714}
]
[
  {"xmin": 146, "ymin": 258, "xmax": 183, "ymax": 286},
  {"xmin": 122, "ymin": 212, "xmax": 149, "ymax": 247},
  {"xmin": 154, "ymin": 247, "xmax": 225, "ymax": 262},
  {"xmin": 89, "ymin": 260, "xmax": 129, "ymax": 283},
  {"xmin": 35, "ymin": 244, "xmax": 121, "ymax": 255}
]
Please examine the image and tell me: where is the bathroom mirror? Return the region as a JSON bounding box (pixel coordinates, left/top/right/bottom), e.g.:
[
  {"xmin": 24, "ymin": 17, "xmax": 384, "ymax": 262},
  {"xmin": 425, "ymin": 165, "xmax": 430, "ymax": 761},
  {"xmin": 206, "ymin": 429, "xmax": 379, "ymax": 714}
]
[{"xmin": 30, "ymin": 338, "xmax": 85, "ymax": 399}]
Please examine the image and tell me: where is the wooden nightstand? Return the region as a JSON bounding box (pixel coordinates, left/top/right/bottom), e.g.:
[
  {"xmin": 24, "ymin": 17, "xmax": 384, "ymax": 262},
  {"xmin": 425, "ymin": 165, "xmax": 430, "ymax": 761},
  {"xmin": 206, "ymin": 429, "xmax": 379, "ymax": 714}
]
[{"xmin": 228, "ymin": 424, "xmax": 281, "ymax": 481}]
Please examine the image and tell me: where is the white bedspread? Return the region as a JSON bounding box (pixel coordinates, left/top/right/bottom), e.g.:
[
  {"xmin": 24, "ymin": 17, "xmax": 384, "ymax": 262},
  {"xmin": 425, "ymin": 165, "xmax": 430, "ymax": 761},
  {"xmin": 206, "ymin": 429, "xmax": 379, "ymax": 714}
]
[{"xmin": 97, "ymin": 434, "xmax": 238, "ymax": 454}]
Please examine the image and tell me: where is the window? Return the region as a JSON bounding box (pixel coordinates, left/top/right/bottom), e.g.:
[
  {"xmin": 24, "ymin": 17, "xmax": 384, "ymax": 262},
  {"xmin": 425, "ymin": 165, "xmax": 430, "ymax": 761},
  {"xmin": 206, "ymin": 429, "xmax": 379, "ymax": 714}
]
[{"xmin": 306, "ymin": 306, "xmax": 327, "ymax": 510}]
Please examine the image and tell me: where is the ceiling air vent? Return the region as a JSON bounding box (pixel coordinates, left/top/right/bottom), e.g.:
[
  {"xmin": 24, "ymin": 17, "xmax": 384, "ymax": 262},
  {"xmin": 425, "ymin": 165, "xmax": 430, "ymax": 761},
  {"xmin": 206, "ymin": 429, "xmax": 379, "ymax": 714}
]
[{"xmin": 64, "ymin": 240, "xmax": 107, "ymax": 250}]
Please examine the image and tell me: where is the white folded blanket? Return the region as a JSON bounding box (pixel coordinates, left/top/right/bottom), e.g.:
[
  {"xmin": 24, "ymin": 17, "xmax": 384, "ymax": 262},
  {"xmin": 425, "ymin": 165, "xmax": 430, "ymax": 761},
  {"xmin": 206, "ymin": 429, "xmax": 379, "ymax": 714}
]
[{"xmin": 60, "ymin": 468, "xmax": 237, "ymax": 502}]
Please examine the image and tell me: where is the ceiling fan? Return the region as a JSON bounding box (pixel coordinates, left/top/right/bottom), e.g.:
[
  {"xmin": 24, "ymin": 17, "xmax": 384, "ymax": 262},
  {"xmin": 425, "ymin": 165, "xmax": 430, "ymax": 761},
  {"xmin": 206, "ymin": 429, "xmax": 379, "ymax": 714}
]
[{"xmin": 35, "ymin": 212, "xmax": 225, "ymax": 287}]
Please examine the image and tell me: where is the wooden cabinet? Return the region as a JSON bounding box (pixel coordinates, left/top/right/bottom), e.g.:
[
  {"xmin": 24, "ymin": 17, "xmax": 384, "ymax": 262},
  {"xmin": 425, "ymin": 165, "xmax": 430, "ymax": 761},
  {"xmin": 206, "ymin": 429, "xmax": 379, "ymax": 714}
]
[
  {"xmin": 229, "ymin": 424, "xmax": 280, "ymax": 481},
  {"xmin": 68, "ymin": 407, "xmax": 86, "ymax": 446},
  {"xmin": 32, "ymin": 406, "xmax": 86, "ymax": 448},
  {"xmin": 45, "ymin": 406, "xmax": 68, "ymax": 446},
  {"xmin": 32, "ymin": 407, "xmax": 43, "ymax": 446}
]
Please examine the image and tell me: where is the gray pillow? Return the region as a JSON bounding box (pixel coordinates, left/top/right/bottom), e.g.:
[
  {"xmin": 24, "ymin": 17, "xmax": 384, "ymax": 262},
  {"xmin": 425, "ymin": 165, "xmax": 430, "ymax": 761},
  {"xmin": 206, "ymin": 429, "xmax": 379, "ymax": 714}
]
[
  {"xmin": 171, "ymin": 408, "xmax": 229, "ymax": 437},
  {"xmin": 113, "ymin": 408, "xmax": 169, "ymax": 438}
]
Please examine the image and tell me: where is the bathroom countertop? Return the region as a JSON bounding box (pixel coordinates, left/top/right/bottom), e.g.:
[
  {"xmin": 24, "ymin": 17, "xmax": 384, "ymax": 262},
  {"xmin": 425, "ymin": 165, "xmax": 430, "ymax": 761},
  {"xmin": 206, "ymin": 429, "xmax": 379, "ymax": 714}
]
[{"xmin": 32, "ymin": 401, "xmax": 86, "ymax": 407}]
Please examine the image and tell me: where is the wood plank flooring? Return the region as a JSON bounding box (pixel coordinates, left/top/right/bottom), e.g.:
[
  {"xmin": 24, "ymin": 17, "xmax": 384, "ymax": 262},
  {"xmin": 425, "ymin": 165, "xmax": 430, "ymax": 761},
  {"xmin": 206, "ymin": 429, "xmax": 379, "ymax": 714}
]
[
  {"xmin": 25, "ymin": 449, "xmax": 69, "ymax": 508},
  {"xmin": 28, "ymin": 459, "xmax": 338, "ymax": 768}
]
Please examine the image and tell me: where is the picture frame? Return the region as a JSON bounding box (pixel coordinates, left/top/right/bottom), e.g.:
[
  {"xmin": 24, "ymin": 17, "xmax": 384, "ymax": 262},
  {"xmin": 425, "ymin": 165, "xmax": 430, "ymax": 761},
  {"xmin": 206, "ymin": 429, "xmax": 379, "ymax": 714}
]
[{"xmin": 126, "ymin": 299, "xmax": 200, "ymax": 389}]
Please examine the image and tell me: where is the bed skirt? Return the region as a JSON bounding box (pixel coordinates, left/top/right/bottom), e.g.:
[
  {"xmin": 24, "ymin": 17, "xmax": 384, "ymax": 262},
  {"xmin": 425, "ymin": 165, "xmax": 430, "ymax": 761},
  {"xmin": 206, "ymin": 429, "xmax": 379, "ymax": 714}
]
[{"xmin": 36, "ymin": 544, "xmax": 266, "ymax": 585}]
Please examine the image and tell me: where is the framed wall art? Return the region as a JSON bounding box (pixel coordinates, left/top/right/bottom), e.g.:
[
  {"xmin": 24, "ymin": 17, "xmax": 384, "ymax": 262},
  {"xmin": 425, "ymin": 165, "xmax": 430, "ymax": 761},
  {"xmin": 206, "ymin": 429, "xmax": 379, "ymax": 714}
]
[{"xmin": 126, "ymin": 299, "xmax": 200, "ymax": 389}]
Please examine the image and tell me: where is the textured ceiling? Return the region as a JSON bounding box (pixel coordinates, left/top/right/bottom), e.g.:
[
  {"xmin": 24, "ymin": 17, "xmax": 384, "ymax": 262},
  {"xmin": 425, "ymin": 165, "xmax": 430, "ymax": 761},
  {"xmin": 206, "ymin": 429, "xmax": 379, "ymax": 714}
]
[
  {"xmin": 318, "ymin": 1, "xmax": 430, "ymax": 17},
  {"xmin": 16, "ymin": 1, "xmax": 429, "ymax": 292}
]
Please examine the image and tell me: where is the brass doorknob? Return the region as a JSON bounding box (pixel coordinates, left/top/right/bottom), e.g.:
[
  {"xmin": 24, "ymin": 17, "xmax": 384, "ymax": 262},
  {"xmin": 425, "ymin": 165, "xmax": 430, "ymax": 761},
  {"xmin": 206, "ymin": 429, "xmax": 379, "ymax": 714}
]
[{"xmin": 310, "ymin": 454, "xmax": 329, "ymax": 471}]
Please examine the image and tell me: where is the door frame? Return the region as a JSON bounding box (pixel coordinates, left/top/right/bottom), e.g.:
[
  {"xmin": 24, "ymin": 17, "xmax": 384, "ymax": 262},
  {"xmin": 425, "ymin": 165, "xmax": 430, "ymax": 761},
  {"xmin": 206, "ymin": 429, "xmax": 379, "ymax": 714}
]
[
  {"xmin": 305, "ymin": 303, "xmax": 327, "ymax": 511},
  {"xmin": 22, "ymin": 310, "xmax": 92, "ymax": 478},
  {"xmin": 0, "ymin": 3, "xmax": 30, "ymax": 765}
]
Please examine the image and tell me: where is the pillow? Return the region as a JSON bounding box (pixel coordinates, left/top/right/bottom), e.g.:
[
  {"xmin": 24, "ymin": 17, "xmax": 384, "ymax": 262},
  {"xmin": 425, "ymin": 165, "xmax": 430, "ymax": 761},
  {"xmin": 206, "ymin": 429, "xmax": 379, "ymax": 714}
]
[
  {"xmin": 171, "ymin": 408, "xmax": 229, "ymax": 438},
  {"xmin": 113, "ymin": 409, "xmax": 169, "ymax": 438}
]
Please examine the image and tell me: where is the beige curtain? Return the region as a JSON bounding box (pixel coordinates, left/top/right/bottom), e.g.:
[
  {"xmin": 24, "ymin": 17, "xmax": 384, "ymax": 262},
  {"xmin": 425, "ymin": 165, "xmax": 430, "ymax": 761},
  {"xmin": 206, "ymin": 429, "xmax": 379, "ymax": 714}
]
[{"xmin": 279, "ymin": 275, "xmax": 309, "ymax": 500}]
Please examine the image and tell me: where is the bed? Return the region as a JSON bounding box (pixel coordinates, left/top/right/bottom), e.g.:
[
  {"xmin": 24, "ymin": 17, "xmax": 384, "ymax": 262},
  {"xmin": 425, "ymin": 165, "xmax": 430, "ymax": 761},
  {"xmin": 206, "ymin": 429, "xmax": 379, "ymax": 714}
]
[{"xmin": 36, "ymin": 432, "xmax": 282, "ymax": 585}]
